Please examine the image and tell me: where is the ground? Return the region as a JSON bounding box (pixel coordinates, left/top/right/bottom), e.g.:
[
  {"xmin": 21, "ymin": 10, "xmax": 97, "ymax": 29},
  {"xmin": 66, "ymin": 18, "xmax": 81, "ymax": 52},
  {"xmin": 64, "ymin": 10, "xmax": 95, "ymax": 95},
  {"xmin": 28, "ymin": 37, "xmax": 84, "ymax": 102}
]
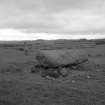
[{"xmin": 0, "ymin": 41, "xmax": 105, "ymax": 105}]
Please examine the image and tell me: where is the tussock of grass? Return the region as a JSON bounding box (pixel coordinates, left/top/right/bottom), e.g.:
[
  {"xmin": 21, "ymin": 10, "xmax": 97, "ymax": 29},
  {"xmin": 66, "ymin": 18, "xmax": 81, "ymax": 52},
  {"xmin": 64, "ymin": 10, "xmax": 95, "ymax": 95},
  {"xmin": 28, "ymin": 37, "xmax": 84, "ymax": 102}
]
[{"xmin": 0, "ymin": 64, "xmax": 22, "ymax": 73}]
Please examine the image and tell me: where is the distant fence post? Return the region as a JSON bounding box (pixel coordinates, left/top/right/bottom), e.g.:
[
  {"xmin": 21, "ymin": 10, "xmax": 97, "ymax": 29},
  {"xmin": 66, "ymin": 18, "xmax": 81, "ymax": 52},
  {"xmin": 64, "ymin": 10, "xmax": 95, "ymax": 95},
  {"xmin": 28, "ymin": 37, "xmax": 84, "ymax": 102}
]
[{"xmin": 24, "ymin": 42, "xmax": 28, "ymax": 55}]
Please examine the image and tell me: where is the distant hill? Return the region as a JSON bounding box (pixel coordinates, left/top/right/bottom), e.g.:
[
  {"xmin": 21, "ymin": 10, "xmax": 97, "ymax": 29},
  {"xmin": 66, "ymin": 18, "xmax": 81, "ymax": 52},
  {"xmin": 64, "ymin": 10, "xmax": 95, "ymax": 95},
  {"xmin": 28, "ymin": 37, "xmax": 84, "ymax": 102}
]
[
  {"xmin": 93, "ymin": 39, "xmax": 105, "ymax": 45},
  {"xmin": 0, "ymin": 39, "xmax": 99, "ymax": 50}
]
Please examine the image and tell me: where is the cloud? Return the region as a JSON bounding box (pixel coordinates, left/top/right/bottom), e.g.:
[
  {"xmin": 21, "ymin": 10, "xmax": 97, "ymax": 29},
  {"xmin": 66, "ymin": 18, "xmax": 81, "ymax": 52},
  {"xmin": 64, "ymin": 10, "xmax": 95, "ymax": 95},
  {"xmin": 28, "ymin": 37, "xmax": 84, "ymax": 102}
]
[
  {"xmin": 53, "ymin": 10, "xmax": 105, "ymax": 33},
  {"xmin": 0, "ymin": 0, "xmax": 105, "ymax": 40},
  {"xmin": 0, "ymin": 29, "xmax": 105, "ymax": 41},
  {"xmin": 1, "ymin": 9, "xmax": 105, "ymax": 34}
]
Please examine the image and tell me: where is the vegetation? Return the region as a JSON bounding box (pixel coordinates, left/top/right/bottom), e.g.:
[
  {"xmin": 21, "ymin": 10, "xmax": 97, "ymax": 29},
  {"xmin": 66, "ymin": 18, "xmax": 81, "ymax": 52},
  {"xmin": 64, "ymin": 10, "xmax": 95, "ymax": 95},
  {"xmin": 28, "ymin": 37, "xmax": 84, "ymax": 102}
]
[{"xmin": 0, "ymin": 39, "xmax": 105, "ymax": 105}]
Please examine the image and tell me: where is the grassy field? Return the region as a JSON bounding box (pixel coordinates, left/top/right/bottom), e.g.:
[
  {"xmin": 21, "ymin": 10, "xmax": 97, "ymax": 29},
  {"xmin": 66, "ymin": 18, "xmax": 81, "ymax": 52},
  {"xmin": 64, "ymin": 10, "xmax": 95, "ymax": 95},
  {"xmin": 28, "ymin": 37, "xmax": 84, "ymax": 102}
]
[{"xmin": 0, "ymin": 40, "xmax": 105, "ymax": 105}]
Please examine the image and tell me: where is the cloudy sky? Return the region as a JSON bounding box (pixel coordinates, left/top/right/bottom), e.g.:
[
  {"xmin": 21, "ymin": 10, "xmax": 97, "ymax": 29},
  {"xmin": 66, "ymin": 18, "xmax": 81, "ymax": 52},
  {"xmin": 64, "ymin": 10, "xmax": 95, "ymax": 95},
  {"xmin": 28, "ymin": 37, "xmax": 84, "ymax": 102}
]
[{"xmin": 0, "ymin": 0, "xmax": 105, "ymax": 40}]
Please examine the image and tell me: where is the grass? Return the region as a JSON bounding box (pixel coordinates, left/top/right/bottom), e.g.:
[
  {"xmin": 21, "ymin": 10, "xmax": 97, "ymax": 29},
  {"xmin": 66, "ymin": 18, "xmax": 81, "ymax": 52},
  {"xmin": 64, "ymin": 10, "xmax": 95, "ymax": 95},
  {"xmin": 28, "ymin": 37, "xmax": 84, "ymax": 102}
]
[{"xmin": 0, "ymin": 41, "xmax": 105, "ymax": 105}]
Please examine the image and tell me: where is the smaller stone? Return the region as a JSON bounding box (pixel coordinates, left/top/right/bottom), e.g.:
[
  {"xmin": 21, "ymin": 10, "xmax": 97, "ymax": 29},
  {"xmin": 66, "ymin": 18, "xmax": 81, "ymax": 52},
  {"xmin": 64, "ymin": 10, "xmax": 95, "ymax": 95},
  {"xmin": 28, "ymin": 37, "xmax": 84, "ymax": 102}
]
[
  {"xmin": 87, "ymin": 75, "xmax": 91, "ymax": 79},
  {"xmin": 71, "ymin": 80, "xmax": 75, "ymax": 83}
]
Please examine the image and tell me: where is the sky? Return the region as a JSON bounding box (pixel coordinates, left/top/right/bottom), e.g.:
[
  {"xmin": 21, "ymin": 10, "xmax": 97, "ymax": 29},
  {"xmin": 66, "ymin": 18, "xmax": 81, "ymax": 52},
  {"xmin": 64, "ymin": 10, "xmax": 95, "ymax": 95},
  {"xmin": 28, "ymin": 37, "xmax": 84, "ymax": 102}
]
[{"xmin": 0, "ymin": 0, "xmax": 105, "ymax": 40}]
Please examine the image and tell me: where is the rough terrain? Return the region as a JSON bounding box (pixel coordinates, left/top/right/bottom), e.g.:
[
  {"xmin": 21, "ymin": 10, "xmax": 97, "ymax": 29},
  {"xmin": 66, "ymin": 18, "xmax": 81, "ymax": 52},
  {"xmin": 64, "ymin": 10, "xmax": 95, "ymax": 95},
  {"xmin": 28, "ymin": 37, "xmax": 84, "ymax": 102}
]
[{"xmin": 0, "ymin": 40, "xmax": 105, "ymax": 105}]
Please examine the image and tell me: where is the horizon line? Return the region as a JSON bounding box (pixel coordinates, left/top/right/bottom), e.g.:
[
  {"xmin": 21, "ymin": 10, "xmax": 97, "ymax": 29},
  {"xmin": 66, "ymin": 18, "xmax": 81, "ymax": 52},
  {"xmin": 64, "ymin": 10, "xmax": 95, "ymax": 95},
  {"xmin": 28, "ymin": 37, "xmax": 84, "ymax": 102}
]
[{"xmin": 0, "ymin": 38, "xmax": 105, "ymax": 42}]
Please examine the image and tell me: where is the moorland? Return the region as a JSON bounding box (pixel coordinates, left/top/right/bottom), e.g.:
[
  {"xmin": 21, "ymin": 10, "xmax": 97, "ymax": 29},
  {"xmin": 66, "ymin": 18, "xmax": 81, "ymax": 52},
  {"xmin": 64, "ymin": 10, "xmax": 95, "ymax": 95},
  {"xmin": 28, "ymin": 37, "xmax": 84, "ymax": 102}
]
[{"xmin": 0, "ymin": 39, "xmax": 105, "ymax": 105}]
